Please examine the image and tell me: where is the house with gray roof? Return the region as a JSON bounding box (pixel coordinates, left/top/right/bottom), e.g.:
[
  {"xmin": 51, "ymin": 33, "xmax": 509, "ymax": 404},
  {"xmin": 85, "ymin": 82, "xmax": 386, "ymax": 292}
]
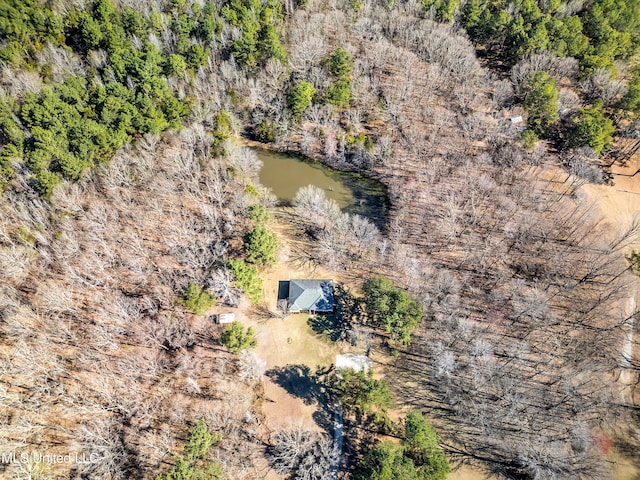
[{"xmin": 278, "ymin": 279, "xmax": 335, "ymax": 313}]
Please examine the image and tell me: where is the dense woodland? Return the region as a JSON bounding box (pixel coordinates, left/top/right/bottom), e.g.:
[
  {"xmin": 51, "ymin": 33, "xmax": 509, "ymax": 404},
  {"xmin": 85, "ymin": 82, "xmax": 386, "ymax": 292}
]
[{"xmin": 1, "ymin": 0, "xmax": 640, "ymax": 478}]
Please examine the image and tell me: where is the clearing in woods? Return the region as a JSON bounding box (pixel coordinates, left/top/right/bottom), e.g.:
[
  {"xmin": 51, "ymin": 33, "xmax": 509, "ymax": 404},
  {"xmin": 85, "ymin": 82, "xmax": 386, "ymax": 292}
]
[
  {"xmin": 242, "ymin": 215, "xmax": 493, "ymax": 479},
  {"xmin": 242, "ymin": 219, "xmax": 342, "ymax": 435},
  {"xmin": 241, "ymin": 156, "xmax": 640, "ymax": 479}
]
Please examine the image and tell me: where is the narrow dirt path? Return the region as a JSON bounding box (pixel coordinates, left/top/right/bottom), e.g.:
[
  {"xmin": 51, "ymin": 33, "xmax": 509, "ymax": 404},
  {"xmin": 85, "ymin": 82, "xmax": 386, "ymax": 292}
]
[
  {"xmin": 622, "ymin": 290, "xmax": 637, "ymax": 403},
  {"xmin": 331, "ymin": 404, "xmax": 344, "ymax": 480}
]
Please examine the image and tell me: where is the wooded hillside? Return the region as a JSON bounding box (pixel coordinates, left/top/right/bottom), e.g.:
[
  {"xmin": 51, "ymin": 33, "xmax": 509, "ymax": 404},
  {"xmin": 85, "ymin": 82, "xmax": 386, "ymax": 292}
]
[{"xmin": 0, "ymin": 0, "xmax": 639, "ymax": 478}]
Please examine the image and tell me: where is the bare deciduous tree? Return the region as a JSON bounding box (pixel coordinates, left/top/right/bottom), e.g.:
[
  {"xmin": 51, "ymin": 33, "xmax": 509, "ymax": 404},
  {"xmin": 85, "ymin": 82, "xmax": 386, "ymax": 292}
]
[
  {"xmin": 269, "ymin": 423, "xmax": 338, "ymax": 480},
  {"xmin": 237, "ymin": 350, "xmax": 267, "ymax": 382}
]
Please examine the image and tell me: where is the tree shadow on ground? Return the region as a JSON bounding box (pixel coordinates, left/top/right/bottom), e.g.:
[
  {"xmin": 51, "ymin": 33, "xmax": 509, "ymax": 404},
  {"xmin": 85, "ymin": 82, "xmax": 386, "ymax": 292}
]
[
  {"xmin": 334, "ymin": 282, "xmax": 362, "ymax": 324},
  {"xmin": 251, "ymin": 302, "xmax": 286, "ymax": 322},
  {"xmin": 308, "ymin": 314, "xmax": 343, "ymax": 342},
  {"xmin": 267, "ymin": 364, "xmax": 335, "ymax": 433},
  {"xmin": 307, "ymin": 283, "xmax": 363, "ymax": 343}
]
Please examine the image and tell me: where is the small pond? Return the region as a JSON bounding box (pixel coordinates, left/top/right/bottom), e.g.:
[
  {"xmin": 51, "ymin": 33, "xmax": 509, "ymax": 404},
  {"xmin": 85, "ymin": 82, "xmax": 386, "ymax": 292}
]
[{"xmin": 255, "ymin": 148, "xmax": 388, "ymax": 228}]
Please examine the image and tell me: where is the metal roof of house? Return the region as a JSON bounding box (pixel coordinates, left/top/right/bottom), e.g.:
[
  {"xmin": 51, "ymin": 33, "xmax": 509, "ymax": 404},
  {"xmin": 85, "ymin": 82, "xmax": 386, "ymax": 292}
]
[{"xmin": 288, "ymin": 279, "xmax": 334, "ymax": 311}]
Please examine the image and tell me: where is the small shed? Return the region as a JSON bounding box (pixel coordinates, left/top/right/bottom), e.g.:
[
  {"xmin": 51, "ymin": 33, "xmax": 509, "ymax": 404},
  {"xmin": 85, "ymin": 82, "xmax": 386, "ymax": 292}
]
[{"xmin": 217, "ymin": 313, "xmax": 235, "ymax": 324}]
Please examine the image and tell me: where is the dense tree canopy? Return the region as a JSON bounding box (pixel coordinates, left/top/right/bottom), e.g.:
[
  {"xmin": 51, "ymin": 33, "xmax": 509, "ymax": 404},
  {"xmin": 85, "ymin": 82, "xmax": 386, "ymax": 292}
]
[
  {"xmin": 333, "ymin": 369, "xmax": 394, "ymax": 415},
  {"xmin": 355, "ymin": 412, "xmax": 450, "ymax": 480},
  {"xmin": 177, "ymin": 283, "xmax": 217, "ymax": 315},
  {"xmin": 403, "ymin": 411, "xmax": 450, "ymax": 480},
  {"xmin": 158, "ymin": 421, "xmax": 223, "ymax": 480},
  {"xmin": 288, "ymin": 80, "xmax": 316, "ymax": 117},
  {"xmin": 356, "ymin": 442, "xmax": 420, "ymax": 480},
  {"xmin": 0, "ymin": 0, "xmax": 64, "ymax": 67},
  {"xmin": 363, "ymin": 276, "xmax": 423, "ymax": 345},
  {"xmin": 0, "ymin": 0, "xmax": 198, "ymax": 194},
  {"xmin": 326, "ymin": 47, "xmax": 354, "ymax": 78},
  {"xmin": 221, "ymin": 0, "xmax": 286, "ymax": 68},
  {"xmin": 0, "ymin": 0, "xmax": 288, "ymax": 195},
  {"xmin": 324, "ymin": 47, "xmax": 353, "ymax": 108},
  {"xmin": 523, "ymin": 71, "xmax": 559, "ymax": 135},
  {"xmin": 621, "ymin": 69, "xmax": 640, "ymax": 113},
  {"xmin": 220, "ymin": 321, "xmax": 258, "ymax": 354},
  {"xmin": 228, "ymin": 259, "xmax": 263, "ymax": 304},
  {"xmin": 248, "ymin": 204, "xmax": 271, "ymax": 224},
  {"xmin": 462, "ymin": 0, "xmax": 639, "ymax": 72},
  {"xmin": 0, "ymin": 98, "xmax": 22, "ymax": 190},
  {"xmin": 244, "ymin": 225, "xmax": 278, "ymax": 266},
  {"xmin": 567, "ymin": 101, "xmax": 615, "ymax": 154}
]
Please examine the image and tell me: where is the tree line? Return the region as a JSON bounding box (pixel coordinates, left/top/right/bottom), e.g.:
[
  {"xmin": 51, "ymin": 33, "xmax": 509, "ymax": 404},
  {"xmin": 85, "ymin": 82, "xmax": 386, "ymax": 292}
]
[{"xmin": 0, "ymin": 0, "xmax": 289, "ymax": 194}]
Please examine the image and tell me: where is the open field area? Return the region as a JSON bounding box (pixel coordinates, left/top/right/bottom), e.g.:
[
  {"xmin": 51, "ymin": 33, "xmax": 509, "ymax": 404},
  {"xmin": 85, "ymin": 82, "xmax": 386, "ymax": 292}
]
[{"xmin": 244, "ymin": 242, "xmax": 341, "ymax": 435}]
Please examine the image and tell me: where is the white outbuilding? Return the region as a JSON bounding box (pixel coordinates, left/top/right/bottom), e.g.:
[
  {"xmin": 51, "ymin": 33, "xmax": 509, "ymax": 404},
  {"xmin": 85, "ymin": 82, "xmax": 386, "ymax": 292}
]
[{"xmin": 217, "ymin": 312, "xmax": 235, "ymax": 324}]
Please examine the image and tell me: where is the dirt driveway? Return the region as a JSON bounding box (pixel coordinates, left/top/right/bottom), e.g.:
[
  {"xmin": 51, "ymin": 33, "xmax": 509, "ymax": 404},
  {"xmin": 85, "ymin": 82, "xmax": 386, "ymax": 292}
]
[{"xmin": 240, "ymin": 224, "xmax": 343, "ymax": 434}]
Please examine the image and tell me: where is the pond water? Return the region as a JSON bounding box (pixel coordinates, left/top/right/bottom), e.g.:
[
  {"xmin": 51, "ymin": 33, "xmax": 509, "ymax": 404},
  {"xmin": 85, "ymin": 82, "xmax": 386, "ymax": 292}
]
[{"xmin": 255, "ymin": 148, "xmax": 388, "ymax": 227}]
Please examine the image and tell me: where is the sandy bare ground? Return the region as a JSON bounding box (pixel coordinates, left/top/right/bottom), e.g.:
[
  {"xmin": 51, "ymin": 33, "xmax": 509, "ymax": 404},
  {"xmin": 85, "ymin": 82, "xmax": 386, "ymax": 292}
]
[
  {"xmin": 579, "ymin": 156, "xmax": 640, "ymax": 480},
  {"xmin": 581, "ymin": 155, "xmax": 640, "ymax": 234},
  {"xmin": 447, "ymin": 466, "xmax": 492, "ymax": 480},
  {"xmin": 581, "ymin": 156, "xmax": 640, "ymax": 399}
]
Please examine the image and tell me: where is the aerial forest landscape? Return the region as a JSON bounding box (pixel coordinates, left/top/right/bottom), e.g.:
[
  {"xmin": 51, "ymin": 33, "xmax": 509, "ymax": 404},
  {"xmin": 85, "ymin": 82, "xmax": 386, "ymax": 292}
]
[{"xmin": 1, "ymin": 0, "xmax": 640, "ymax": 478}]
